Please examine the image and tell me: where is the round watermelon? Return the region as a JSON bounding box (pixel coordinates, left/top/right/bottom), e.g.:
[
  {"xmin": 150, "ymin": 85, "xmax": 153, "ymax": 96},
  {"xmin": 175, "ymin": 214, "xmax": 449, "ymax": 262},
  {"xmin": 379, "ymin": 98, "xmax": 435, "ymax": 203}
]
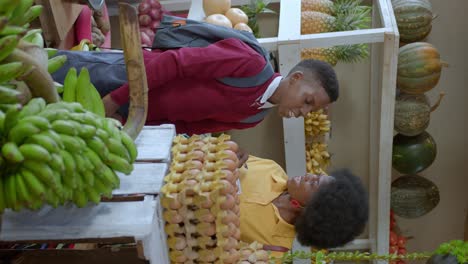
[
  {"xmin": 392, "ymin": 131, "xmax": 437, "ymax": 174},
  {"xmin": 391, "ymin": 174, "xmax": 440, "ymax": 218}
]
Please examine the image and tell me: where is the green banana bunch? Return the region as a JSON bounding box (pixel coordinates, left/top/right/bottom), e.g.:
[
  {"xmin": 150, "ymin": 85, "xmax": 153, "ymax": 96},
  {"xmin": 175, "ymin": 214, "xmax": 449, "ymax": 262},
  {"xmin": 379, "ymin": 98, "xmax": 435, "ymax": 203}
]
[
  {"xmin": 0, "ymin": 98, "xmax": 138, "ymax": 212},
  {"xmin": 62, "ymin": 67, "xmax": 105, "ymax": 117}
]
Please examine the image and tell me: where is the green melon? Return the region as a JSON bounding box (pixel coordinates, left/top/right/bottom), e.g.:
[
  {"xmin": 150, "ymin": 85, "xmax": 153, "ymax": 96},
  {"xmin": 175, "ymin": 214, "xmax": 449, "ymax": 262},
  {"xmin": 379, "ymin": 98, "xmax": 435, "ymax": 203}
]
[
  {"xmin": 392, "ymin": 131, "xmax": 437, "ymax": 174},
  {"xmin": 394, "ymin": 92, "xmax": 444, "ymax": 136},
  {"xmin": 391, "ymin": 174, "xmax": 440, "ymax": 218},
  {"xmin": 392, "ymin": 0, "xmax": 433, "ymax": 43}
]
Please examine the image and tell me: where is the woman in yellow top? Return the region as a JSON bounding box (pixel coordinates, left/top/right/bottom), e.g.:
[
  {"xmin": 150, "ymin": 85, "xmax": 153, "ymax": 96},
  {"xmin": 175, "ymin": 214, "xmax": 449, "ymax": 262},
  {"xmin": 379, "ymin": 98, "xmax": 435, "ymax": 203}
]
[{"xmin": 237, "ymin": 153, "xmax": 369, "ymax": 254}]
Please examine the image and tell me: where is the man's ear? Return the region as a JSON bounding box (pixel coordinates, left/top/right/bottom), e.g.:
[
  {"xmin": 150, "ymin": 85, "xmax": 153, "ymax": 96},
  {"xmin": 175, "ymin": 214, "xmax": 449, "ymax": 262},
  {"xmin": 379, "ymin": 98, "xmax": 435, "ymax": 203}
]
[{"xmin": 289, "ymin": 71, "xmax": 304, "ymax": 83}]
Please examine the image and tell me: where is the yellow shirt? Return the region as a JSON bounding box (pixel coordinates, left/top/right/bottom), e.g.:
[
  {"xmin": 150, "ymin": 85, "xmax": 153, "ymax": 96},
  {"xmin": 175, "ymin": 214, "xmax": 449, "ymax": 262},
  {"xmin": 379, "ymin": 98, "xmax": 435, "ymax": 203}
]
[{"xmin": 239, "ymin": 155, "xmax": 296, "ymax": 250}]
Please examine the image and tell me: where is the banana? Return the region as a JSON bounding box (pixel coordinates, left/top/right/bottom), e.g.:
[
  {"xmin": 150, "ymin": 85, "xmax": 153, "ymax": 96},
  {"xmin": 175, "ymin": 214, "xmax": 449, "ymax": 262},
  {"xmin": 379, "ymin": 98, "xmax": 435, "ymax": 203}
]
[
  {"xmin": 0, "ymin": 35, "xmax": 19, "ymax": 62},
  {"xmin": 120, "ymin": 131, "xmax": 138, "ymax": 163},
  {"xmin": 45, "ymin": 48, "xmax": 58, "ymax": 58},
  {"xmin": 49, "ymin": 153, "xmax": 65, "ymax": 173},
  {"xmin": 75, "ymin": 67, "xmax": 94, "ymax": 111},
  {"xmin": 20, "ymin": 168, "xmax": 46, "ymax": 197},
  {"xmin": 101, "ymin": 118, "xmax": 121, "ymax": 140},
  {"xmin": 2, "ymin": 142, "xmax": 24, "ymax": 163},
  {"xmin": 0, "ymin": 1, "xmax": 19, "ymax": 18},
  {"xmin": 93, "ymin": 177, "xmax": 112, "ymax": 199},
  {"xmin": 18, "ymin": 97, "xmax": 46, "ymax": 119},
  {"xmin": 73, "ymin": 190, "xmax": 89, "ymax": 208},
  {"xmin": 60, "ymin": 150, "xmax": 77, "ymax": 189},
  {"xmin": 83, "ymin": 147, "xmax": 103, "ymax": 168},
  {"xmin": 8, "ymin": 122, "xmax": 40, "ymax": 144},
  {"xmin": 18, "ymin": 115, "xmax": 51, "ymax": 130},
  {"xmin": 0, "ymin": 109, "xmax": 5, "ymax": 132},
  {"xmin": 18, "ymin": 143, "xmax": 51, "ymax": 162},
  {"xmin": 89, "ymin": 83, "xmax": 105, "ymax": 117},
  {"xmin": 45, "ymin": 188, "xmax": 60, "ymax": 208},
  {"xmin": 106, "ymin": 137, "xmax": 130, "ymax": 160},
  {"xmin": 26, "ymin": 32, "xmax": 43, "ymax": 48},
  {"xmin": 59, "ymin": 134, "xmax": 85, "ymax": 152},
  {"xmin": 86, "ymin": 136, "xmax": 110, "ymax": 161},
  {"xmin": 81, "ymin": 169, "xmax": 95, "ymax": 187},
  {"xmin": 52, "ymin": 119, "xmax": 78, "ymax": 136},
  {"xmin": 78, "ymin": 124, "xmax": 97, "ymax": 139},
  {"xmin": 54, "ymin": 82, "xmax": 64, "ymax": 94},
  {"xmin": 20, "ymin": 5, "xmax": 43, "ymax": 26},
  {"xmin": 8, "ymin": 0, "xmax": 34, "ymax": 25},
  {"xmin": 96, "ymin": 164, "xmax": 120, "ymax": 188},
  {"xmin": 22, "ymin": 160, "xmax": 57, "ymax": 189},
  {"xmin": 0, "ymin": 176, "xmax": 6, "ymax": 212},
  {"xmin": 106, "ymin": 153, "xmax": 133, "ymax": 175},
  {"xmin": 15, "ymin": 172, "xmax": 32, "ymax": 205},
  {"xmin": 47, "ymin": 55, "xmax": 67, "ymax": 74},
  {"xmin": 0, "ymin": 61, "xmax": 26, "ymax": 83},
  {"xmin": 40, "ymin": 130, "xmax": 63, "ymax": 149},
  {"xmin": 73, "ymin": 112, "xmax": 100, "ymax": 127},
  {"xmin": 73, "ymin": 153, "xmax": 87, "ymax": 173},
  {"xmin": 0, "ymin": 25, "xmax": 26, "ymax": 37},
  {"xmin": 0, "ymin": 85, "xmax": 24, "ymax": 104},
  {"xmin": 81, "ymin": 155, "xmax": 95, "ymax": 171},
  {"xmin": 39, "ymin": 108, "xmax": 70, "ymax": 122},
  {"xmin": 4, "ymin": 174, "xmax": 18, "ymax": 210},
  {"xmin": 0, "ymin": 103, "xmax": 21, "ymax": 113},
  {"xmin": 3, "ymin": 107, "xmax": 20, "ymax": 134},
  {"xmin": 21, "ymin": 28, "xmax": 42, "ymax": 44},
  {"xmin": 95, "ymin": 128, "xmax": 109, "ymax": 142},
  {"xmin": 85, "ymin": 187, "xmax": 101, "ymax": 204}
]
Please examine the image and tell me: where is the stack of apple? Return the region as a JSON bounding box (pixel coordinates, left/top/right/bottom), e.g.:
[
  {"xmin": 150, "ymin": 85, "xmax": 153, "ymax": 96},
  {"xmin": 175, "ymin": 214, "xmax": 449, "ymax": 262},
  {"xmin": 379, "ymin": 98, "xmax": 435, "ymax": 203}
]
[
  {"xmin": 137, "ymin": 0, "xmax": 168, "ymax": 46},
  {"xmin": 203, "ymin": 0, "xmax": 253, "ymax": 33},
  {"xmin": 389, "ymin": 210, "xmax": 408, "ymax": 264}
]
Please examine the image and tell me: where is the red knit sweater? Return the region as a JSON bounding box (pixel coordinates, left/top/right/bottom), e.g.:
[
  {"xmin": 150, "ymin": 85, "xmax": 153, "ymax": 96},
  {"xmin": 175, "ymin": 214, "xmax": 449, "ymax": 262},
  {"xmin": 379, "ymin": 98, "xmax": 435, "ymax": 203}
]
[{"xmin": 110, "ymin": 38, "xmax": 280, "ymax": 135}]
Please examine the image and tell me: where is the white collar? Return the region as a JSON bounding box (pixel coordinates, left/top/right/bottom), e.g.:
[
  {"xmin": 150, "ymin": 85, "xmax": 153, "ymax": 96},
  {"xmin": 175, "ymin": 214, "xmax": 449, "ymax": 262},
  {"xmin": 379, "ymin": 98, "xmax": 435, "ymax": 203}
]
[{"xmin": 258, "ymin": 76, "xmax": 283, "ymax": 109}]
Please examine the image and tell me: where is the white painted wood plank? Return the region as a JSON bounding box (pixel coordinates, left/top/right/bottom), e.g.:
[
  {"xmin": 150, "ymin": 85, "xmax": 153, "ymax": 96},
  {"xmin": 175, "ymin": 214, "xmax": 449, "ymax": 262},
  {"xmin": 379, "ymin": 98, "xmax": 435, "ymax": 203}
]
[
  {"xmin": 114, "ymin": 163, "xmax": 168, "ymax": 195},
  {"xmin": 135, "ymin": 125, "xmax": 175, "ymax": 162},
  {"xmin": 375, "ymin": 0, "xmax": 394, "ymax": 29},
  {"xmin": 0, "ymin": 196, "xmax": 157, "ymax": 241},
  {"xmin": 187, "ymin": 0, "xmax": 205, "ymax": 20},
  {"xmin": 299, "ymin": 28, "xmax": 388, "ymax": 48},
  {"xmin": 141, "ymin": 198, "xmax": 170, "ymax": 264},
  {"xmin": 258, "ymin": 37, "xmax": 278, "ymax": 52},
  {"xmin": 277, "ymin": 0, "xmax": 301, "ymax": 42}
]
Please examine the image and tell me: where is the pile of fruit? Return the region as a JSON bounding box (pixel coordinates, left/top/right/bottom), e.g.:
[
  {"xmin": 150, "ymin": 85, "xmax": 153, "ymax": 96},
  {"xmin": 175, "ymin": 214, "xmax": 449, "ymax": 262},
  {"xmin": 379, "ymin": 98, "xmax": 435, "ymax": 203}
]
[
  {"xmin": 202, "ymin": 0, "xmax": 253, "ymax": 33},
  {"xmin": 300, "ymin": 0, "xmax": 371, "ymax": 66},
  {"xmin": 305, "ymin": 142, "xmax": 330, "ymax": 175},
  {"xmin": 137, "ymin": 0, "xmax": 171, "ymax": 47},
  {"xmin": 161, "ymin": 134, "xmax": 242, "ymax": 263},
  {"xmin": 389, "ymin": 210, "xmax": 408, "ymax": 264},
  {"xmin": 0, "ymin": 0, "xmax": 138, "ymax": 211},
  {"xmin": 303, "ymin": 108, "xmax": 331, "ymax": 175},
  {"xmin": 304, "ymin": 109, "xmax": 330, "ymax": 138}
]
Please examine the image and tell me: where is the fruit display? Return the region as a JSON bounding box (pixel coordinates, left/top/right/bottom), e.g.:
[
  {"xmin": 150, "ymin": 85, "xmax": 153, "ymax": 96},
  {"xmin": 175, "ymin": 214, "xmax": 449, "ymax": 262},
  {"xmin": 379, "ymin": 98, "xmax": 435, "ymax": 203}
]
[
  {"xmin": 391, "ymin": 174, "xmax": 440, "ymax": 218},
  {"xmin": 137, "ymin": 0, "xmax": 169, "ymax": 47},
  {"xmin": 391, "ymin": 0, "xmax": 433, "ymax": 43},
  {"xmin": 392, "ymin": 131, "xmax": 437, "ymax": 174},
  {"xmin": 161, "ymin": 134, "xmax": 242, "ymax": 263},
  {"xmin": 300, "ymin": 0, "xmax": 371, "ymax": 66},
  {"xmin": 238, "ymin": 241, "xmax": 269, "ymax": 263},
  {"xmin": 397, "ymin": 42, "xmax": 448, "ymax": 94},
  {"xmin": 394, "ymin": 92, "xmax": 444, "ymax": 136},
  {"xmin": 304, "ymin": 109, "xmax": 330, "ymax": 138},
  {"xmin": 305, "ymin": 142, "xmax": 330, "ymax": 175},
  {"xmin": 389, "ymin": 210, "xmax": 408, "ymax": 264},
  {"xmin": 202, "ymin": 0, "xmax": 253, "ymax": 33},
  {"xmin": 0, "ymin": 1, "xmax": 138, "ymax": 211}
]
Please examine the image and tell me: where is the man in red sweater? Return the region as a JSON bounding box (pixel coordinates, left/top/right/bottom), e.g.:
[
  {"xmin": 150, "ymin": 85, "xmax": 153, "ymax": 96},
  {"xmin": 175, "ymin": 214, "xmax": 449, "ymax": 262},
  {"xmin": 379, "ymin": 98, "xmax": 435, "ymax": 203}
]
[{"xmin": 53, "ymin": 38, "xmax": 339, "ymax": 135}]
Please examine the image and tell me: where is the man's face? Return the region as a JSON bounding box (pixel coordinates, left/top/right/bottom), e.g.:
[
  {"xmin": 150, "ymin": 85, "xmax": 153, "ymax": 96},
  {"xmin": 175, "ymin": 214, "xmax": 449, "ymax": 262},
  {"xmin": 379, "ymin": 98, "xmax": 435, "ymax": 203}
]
[
  {"xmin": 277, "ymin": 72, "xmax": 331, "ymax": 118},
  {"xmin": 287, "ymin": 174, "xmax": 335, "ymax": 206}
]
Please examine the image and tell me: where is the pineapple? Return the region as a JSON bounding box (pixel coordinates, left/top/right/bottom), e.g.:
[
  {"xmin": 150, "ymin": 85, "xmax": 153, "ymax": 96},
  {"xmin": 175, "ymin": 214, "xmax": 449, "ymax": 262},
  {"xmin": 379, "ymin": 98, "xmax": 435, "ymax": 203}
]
[
  {"xmin": 301, "ymin": 48, "xmax": 338, "ymax": 66},
  {"xmin": 301, "ymin": 11, "xmax": 336, "ymax": 34},
  {"xmin": 301, "ymin": 0, "xmax": 334, "ymax": 14}
]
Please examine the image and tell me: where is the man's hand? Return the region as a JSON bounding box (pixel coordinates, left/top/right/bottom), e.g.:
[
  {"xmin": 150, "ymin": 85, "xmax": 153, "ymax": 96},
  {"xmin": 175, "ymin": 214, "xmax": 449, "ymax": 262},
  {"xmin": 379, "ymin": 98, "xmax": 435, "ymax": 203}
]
[
  {"xmin": 102, "ymin": 94, "xmax": 120, "ymax": 117},
  {"xmin": 237, "ymin": 147, "xmax": 249, "ymax": 168}
]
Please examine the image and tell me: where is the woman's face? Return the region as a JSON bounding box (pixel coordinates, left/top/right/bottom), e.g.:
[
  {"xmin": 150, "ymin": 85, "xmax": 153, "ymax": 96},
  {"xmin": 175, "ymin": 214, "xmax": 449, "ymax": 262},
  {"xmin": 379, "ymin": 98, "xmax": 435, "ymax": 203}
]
[{"xmin": 287, "ymin": 174, "xmax": 335, "ymax": 206}]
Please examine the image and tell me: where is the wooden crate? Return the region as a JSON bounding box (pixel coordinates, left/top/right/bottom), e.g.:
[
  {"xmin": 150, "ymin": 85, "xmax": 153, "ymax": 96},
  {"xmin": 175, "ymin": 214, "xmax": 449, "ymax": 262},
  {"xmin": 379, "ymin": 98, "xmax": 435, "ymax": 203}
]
[{"xmin": 0, "ymin": 125, "xmax": 175, "ymax": 264}]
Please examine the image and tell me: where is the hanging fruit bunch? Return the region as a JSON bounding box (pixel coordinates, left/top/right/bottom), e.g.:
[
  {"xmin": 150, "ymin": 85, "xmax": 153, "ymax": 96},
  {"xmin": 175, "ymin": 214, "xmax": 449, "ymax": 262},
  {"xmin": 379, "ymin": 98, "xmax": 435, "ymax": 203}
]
[
  {"xmin": 161, "ymin": 134, "xmax": 242, "ymax": 263},
  {"xmin": 300, "ymin": 0, "xmax": 371, "ymax": 66},
  {"xmin": 137, "ymin": 0, "xmax": 168, "ymax": 47},
  {"xmin": 305, "ymin": 142, "xmax": 330, "ymax": 175},
  {"xmin": 0, "ymin": 1, "xmax": 138, "ymax": 211}
]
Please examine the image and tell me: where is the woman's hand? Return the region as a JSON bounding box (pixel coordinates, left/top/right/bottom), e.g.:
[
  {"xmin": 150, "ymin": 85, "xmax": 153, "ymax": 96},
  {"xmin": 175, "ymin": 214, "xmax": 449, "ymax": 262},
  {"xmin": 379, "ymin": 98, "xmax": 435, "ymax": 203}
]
[
  {"xmin": 237, "ymin": 147, "xmax": 249, "ymax": 168},
  {"xmin": 102, "ymin": 94, "xmax": 120, "ymax": 117}
]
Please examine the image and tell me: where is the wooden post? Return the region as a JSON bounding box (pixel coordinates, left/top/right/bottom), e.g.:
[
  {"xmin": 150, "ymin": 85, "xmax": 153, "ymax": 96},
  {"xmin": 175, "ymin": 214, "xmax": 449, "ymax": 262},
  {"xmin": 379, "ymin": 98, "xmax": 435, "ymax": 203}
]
[{"xmin": 118, "ymin": 3, "xmax": 148, "ymax": 139}]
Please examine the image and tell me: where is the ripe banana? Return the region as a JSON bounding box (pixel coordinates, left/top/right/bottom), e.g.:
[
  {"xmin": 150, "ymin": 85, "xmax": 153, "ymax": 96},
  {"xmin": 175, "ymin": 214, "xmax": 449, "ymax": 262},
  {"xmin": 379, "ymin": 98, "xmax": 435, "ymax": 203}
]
[
  {"xmin": 304, "ymin": 109, "xmax": 330, "ymax": 137},
  {"xmin": 305, "ymin": 142, "xmax": 330, "ymax": 175}
]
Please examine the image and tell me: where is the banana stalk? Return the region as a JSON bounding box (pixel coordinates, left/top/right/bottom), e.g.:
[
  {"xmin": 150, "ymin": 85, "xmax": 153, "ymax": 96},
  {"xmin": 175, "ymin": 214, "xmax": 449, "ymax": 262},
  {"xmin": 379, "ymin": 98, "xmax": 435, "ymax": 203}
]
[
  {"xmin": 118, "ymin": 3, "xmax": 148, "ymax": 140},
  {"xmin": 5, "ymin": 45, "xmax": 60, "ymax": 103}
]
